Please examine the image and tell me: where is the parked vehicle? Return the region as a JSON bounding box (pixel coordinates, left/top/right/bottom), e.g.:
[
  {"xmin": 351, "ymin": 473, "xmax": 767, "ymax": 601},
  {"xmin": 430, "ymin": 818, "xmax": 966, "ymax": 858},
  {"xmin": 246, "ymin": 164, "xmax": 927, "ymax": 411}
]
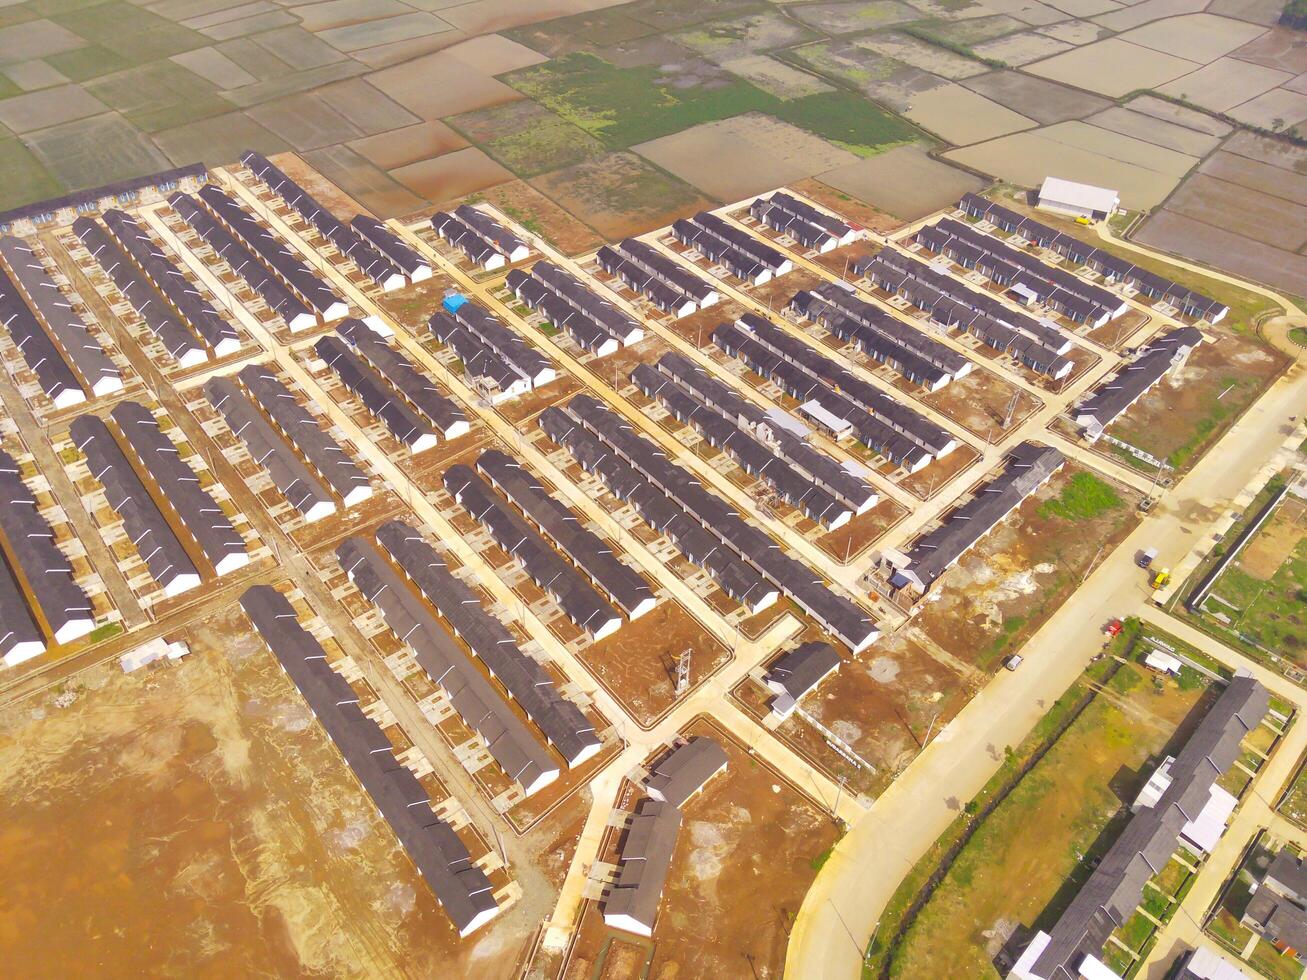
[
  {"xmin": 1137, "ymin": 548, "xmax": 1158, "ymax": 569},
  {"xmin": 1005, "ymin": 655, "xmax": 1023, "ymax": 671}
]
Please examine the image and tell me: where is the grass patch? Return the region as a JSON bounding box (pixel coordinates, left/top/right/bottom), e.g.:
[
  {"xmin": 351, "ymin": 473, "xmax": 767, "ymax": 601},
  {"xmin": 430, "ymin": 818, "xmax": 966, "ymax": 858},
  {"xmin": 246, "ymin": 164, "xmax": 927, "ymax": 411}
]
[
  {"xmin": 86, "ymin": 622, "xmax": 122, "ymax": 644},
  {"xmin": 0, "ymin": 138, "xmax": 64, "ymax": 209},
  {"xmin": 1290, "ymin": 326, "xmax": 1307, "ymax": 348},
  {"xmin": 1039, "ymin": 472, "xmax": 1122, "ymax": 521},
  {"xmin": 42, "ymin": 44, "xmax": 135, "ymax": 82},
  {"xmin": 900, "ymin": 22, "xmax": 1007, "ymax": 68},
  {"xmin": 504, "ymin": 52, "xmax": 918, "ymax": 154},
  {"xmin": 1250, "ymin": 938, "xmax": 1306, "ymax": 980}
]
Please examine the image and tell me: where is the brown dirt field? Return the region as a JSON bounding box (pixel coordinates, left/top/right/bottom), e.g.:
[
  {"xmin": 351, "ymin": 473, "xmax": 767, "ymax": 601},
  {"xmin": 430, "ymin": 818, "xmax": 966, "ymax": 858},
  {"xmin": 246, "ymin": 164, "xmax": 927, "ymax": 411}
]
[
  {"xmin": 900, "ymin": 444, "xmax": 981, "ymax": 499},
  {"xmin": 0, "ymin": 605, "xmax": 527, "ymax": 978},
  {"xmin": 735, "ymin": 630, "xmax": 972, "ymax": 799},
  {"xmin": 391, "ymin": 147, "xmax": 515, "ymax": 206},
  {"xmin": 1106, "ymin": 330, "xmax": 1284, "ymax": 471},
  {"xmin": 790, "ymin": 177, "xmax": 902, "ymax": 234},
  {"xmin": 267, "ymin": 150, "xmax": 369, "ymax": 219},
  {"xmin": 582, "ymin": 599, "xmax": 731, "ymax": 728},
  {"xmin": 374, "ymin": 275, "xmax": 454, "ymax": 333},
  {"xmin": 747, "ymin": 267, "xmax": 827, "ymax": 313},
  {"xmin": 1240, "ymin": 497, "xmax": 1307, "ymax": 580},
  {"xmin": 915, "ymin": 462, "xmax": 1140, "ymax": 671},
  {"xmin": 817, "ymin": 498, "xmax": 909, "ymax": 563},
  {"xmin": 812, "ymin": 238, "xmax": 881, "ymax": 278},
  {"xmin": 1087, "ymin": 309, "xmax": 1151, "ymax": 349},
  {"xmin": 645, "ymin": 717, "xmax": 839, "ymax": 976},
  {"xmin": 915, "ymin": 368, "xmax": 1041, "ymax": 443},
  {"xmin": 463, "ymin": 180, "xmax": 602, "ymax": 256}
]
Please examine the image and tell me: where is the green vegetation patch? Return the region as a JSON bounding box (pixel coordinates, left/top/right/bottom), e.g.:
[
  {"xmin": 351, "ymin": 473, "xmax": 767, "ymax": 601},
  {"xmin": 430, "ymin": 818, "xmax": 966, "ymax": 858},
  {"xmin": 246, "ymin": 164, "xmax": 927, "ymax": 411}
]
[
  {"xmin": 42, "ymin": 44, "xmax": 133, "ymax": 83},
  {"xmin": 449, "ymin": 101, "xmax": 606, "ymax": 178},
  {"xmin": 52, "ymin": 3, "xmax": 204, "ymax": 62},
  {"xmin": 0, "ymin": 138, "xmax": 64, "ymax": 209},
  {"xmin": 87, "ymin": 59, "xmax": 231, "ymax": 132},
  {"xmin": 1040, "ymin": 472, "xmax": 1123, "ymax": 521},
  {"xmin": 504, "ymin": 52, "xmax": 917, "ymax": 157}
]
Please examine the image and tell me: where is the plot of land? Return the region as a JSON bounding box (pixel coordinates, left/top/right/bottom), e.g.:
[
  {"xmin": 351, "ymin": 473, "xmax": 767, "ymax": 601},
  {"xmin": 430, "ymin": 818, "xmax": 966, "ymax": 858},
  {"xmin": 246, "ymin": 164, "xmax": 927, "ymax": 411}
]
[
  {"xmin": 1025, "ymin": 38, "xmax": 1200, "ymax": 97},
  {"xmin": 1121, "ymin": 14, "xmax": 1267, "ymax": 64},
  {"xmin": 964, "ymin": 71, "xmax": 1111, "ymax": 125},
  {"xmin": 390, "ymin": 146, "xmax": 514, "ymax": 205},
  {"xmin": 904, "ymin": 83, "xmax": 1035, "ymax": 145},
  {"xmin": 817, "ymin": 144, "xmax": 985, "ymax": 221},
  {"xmin": 1158, "ymin": 57, "xmax": 1291, "ymax": 113},
  {"xmin": 891, "ymin": 658, "xmax": 1209, "ymax": 978},
  {"xmin": 1138, "ymin": 131, "xmax": 1307, "ymax": 297}
]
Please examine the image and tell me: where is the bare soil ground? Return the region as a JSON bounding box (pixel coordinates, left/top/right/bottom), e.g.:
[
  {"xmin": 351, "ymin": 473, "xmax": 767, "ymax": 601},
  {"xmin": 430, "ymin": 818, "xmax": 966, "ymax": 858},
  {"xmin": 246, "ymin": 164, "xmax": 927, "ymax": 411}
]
[
  {"xmin": 582, "ymin": 601, "xmax": 731, "ymax": 728},
  {"xmin": 817, "ymin": 498, "xmax": 909, "ymax": 563},
  {"xmin": 900, "ymin": 444, "xmax": 981, "ymax": 500},
  {"xmin": 462, "ymin": 180, "xmax": 603, "ymax": 256},
  {"xmin": 1242, "ymin": 497, "xmax": 1306, "ymax": 579},
  {"xmin": 0, "ymin": 605, "xmax": 531, "ymax": 978},
  {"xmin": 1106, "ymin": 330, "xmax": 1285, "ymax": 471},
  {"xmin": 567, "ymin": 715, "xmax": 839, "ymax": 977},
  {"xmin": 915, "ymin": 368, "xmax": 1042, "ymax": 443},
  {"xmin": 790, "ymin": 177, "xmax": 904, "ymax": 234},
  {"xmin": 915, "ymin": 463, "xmax": 1141, "ymax": 671},
  {"xmin": 735, "ymin": 630, "xmax": 973, "ymax": 799},
  {"xmin": 374, "ymin": 274, "xmax": 454, "ymax": 334}
]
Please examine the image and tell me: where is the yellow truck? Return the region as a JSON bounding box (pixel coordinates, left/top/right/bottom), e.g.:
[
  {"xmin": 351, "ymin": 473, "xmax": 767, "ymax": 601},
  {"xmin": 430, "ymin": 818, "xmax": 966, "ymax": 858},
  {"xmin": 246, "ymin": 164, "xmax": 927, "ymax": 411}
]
[{"xmin": 1151, "ymin": 568, "xmax": 1171, "ymax": 589}]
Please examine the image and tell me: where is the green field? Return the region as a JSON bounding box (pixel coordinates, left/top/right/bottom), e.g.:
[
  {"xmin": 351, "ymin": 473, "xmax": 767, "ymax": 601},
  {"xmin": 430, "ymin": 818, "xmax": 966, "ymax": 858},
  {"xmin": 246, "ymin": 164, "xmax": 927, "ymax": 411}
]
[
  {"xmin": 1039, "ymin": 472, "xmax": 1122, "ymax": 521},
  {"xmin": 502, "ymin": 53, "xmax": 918, "ymax": 155}
]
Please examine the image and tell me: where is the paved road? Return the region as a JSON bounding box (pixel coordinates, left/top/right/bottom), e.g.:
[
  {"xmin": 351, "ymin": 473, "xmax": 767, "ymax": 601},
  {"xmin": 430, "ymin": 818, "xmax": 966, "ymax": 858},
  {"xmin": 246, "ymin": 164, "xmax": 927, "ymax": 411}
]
[{"xmin": 783, "ymin": 274, "xmax": 1307, "ymax": 978}]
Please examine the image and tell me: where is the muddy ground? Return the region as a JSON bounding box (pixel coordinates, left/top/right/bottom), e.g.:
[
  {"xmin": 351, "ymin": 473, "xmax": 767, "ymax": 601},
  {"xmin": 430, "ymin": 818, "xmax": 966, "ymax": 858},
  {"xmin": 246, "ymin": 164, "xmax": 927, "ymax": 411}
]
[{"xmin": 0, "ymin": 605, "xmax": 570, "ymax": 978}]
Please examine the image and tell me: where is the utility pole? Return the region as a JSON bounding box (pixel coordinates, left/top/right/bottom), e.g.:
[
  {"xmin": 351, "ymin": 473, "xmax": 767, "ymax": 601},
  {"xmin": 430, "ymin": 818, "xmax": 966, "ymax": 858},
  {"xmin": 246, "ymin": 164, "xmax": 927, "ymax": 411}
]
[
  {"xmin": 1002, "ymin": 391, "xmax": 1019, "ymax": 429},
  {"xmin": 675, "ymin": 646, "xmax": 691, "ymax": 696}
]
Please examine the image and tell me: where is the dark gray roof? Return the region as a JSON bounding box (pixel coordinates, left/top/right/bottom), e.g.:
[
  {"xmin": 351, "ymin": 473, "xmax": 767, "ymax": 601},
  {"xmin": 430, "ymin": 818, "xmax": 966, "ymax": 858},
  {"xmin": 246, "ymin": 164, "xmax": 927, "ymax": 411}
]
[
  {"xmin": 1029, "ymin": 674, "xmax": 1269, "ymax": 980},
  {"xmin": 196, "ymin": 184, "xmax": 345, "ymax": 320},
  {"xmin": 603, "ymin": 798, "xmax": 682, "ymax": 934},
  {"xmin": 556, "ymin": 394, "xmax": 877, "ymax": 652},
  {"xmin": 374, "ymin": 519, "xmax": 601, "ymax": 767},
  {"xmin": 598, "ymin": 245, "xmax": 696, "ymax": 316},
  {"xmin": 428, "ymin": 310, "xmax": 529, "ymax": 396},
  {"xmin": 431, "ymin": 211, "xmax": 503, "ymax": 268},
  {"xmin": 239, "ymin": 585, "xmax": 499, "ymax": 936},
  {"xmin": 690, "ymin": 211, "xmax": 789, "ymax": 273},
  {"xmin": 0, "ymin": 448, "xmax": 93, "ymax": 643},
  {"xmin": 314, "ymin": 335, "xmax": 437, "ymax": 452},
  {"xmin": 204, "ymin": 377, "xmax": 335, "ymax": 521},
  {"xmin": 765, "ymin": 641, "xmax": 842, "ymax": 703},
  {"xmin": 0, "ymin": 548, "xmax": 42, "ymax": 663},
  {"xmin": 632, "ymin": 362, "xmax": 852, "ymax": 528},
  {"xmin": 335, "ymin": 535, "xmax": 562, "ymax": 791},
  {"xmin": 509, "ymin": 261, "xmax": 642, "ymax": 349},
  {"xmin": 0, "ymin": 261, "xmax": 84, "ymax": 406},
  {"xmin": 70, "ymin": 414, "xmax": 199, "ymax": 596},
  {"xmin": 1245, "ymin": 888, "xmax": 1307, "ymax": 954},
  {"xmin": 455, "ymin": 205, "xmax": 526, "ymax": 258},
  {"xmin": 1267, "ymin": 852, "xmax": 1307, "ymax": 901},
  {"xmin": 713, "ymin": 316, "xmax": 946, "ymax": 470},
  {"xmin": 337, "ymin": 319, "xmax": 468, "ymax": 438},
  {"xmin": 671, "ymin": 218, "xmax": 769, "ymax": 285},
  {"xmin": 0, "ymin": 235, "xmax": 121, "ymax": 396},
  {"xmin": 900, "ymin": 442, "xmax": 1063, "ymax": 592},
  {"xmin": 651, "ymin": 351, "xmax": 876, "ymax": 513},
  {"xmin": 443, "ymin": 464, "xmax": 622, "ymax": 640},
  {"xmin": 102, "ymin": 208, "xmax": 239, "ymax": 356},
  {"xmin": 236, "ymin": 363, "xmax": 371, "ymax": 506},
  {"xmin": 760, "ymin": 191, "xmax": 855, "ymax": 240},
  {"xmin": 959, "ymin": 194, "xmax": 1227, "ymax": 322},
  {"xmin": 616, "ymin": 238, "xmax": 717, "ymax": 305},
  {"xmin": 241, "ymin": 151, "xmax": 402, "ymax": 290},
  {"xmin": 855, "ymin": 249, "xmax": 1073, "ymax": 379},
  {"xmin": 447, "ymin": 299, "xmax": 554, "ymax": 386},
  {"xmin": 109, "ymin": 400, "xmax": 248, "ymax": 575},
  {"xmin": 1076, "ymin": 327, "xmax": 1204, "ymax": 432},
  {"xmin": 539, "ymin": 405, "xmax": 777, "ymax": 612},
  {"xmin": 475, "ymin": 449, "xmax": 656, "ymax": 619},
  {"xmin": 505, "ymin": 270, "xmax": 617, "ymax": 355},
  {"xmin": 170, "ymin": 191, "xmax": 314, "ymax": 330},
  {"xmin": 645, "ymin": 736, "xmax": 728, "ymax": 806},
  {"xmin": 750, "ymin": 197, "xmax": 838, "ymax": 251},
  {"xmin": 73, "ymin": 217, "xmax": 206, "ymax": 367},
  {"xmin": 351, "ymin": 215, "xmax": 430, "ymax": 280}
]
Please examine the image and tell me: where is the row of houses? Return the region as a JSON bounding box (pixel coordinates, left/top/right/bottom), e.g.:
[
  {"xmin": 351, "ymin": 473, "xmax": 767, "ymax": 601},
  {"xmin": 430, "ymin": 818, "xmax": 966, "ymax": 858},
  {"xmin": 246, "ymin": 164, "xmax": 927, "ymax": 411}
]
[
  {"xmin": 959, "ymin": 194, "xmax": 1227, "ymax": 323},
  {"xmin": 0, "ymin": 448, "xmax": 94, "ymax": 665},
  {"xmin": 235, "ymin": 363, "xmax": 373, "ymax": 508},
  {"xmin": 475, "ymin": 449, "xmax": 657, "ymax": 621},
  {"xmin": 506, "ymin": 260, "xmax": 643, "ymax": 357},
  {"xmin": 750, "ymin": 191, "xmax": 858, "ymax": 253},
  {"xmin": 1242, "ymin": 850, "xmax": 1307, "ymax": 965},
  {"xmin": 1011, "ymin": 673, "xmax": 1269, "ymax": 980},
  {"xmin": 431, "ymin": 205, "xmax": 529, "ymax": 270},
  {"xmin": 102, "ymin": 208, "xmax": 241, "ymax": 358},
  {"xmin": 107, "ymin": 400, "xmax": 249, "ymax": 577},
  {"xmin": 715, "ymin": 312, "xmax": 956, "ymax": 474},
  {"xmin": 917, "ymin": 217, "xmax": 1127, "ymax": 326},
  {"xmin": 240, "ymin": 585, "xmax": 500, "ymax": 937},
  {"xmin": 0, "ymin": 235, "xmax": 123, "ymax": 405},
  {"xmin": 764, "ymin": 640, "xmax": 843, "ymax": 721},
  {"xmin": 541, "ymin": 404, "xmax": 780, "ymax": 614},
  {"xmin": 889, "ymin": 442, "xmax": 1065, "ymax": 593},
  {"xmin": 444, "ymin": 463, "xmax": 625, "ymax": 641},
  {"xmin": 646, "ymin": 351, "xmax": 877, "ymax": 515},
  {"xmin": 543, "ymin": 394, "xmax": 879, "ymax": 652},
  {"xmin": 791, "ymin": 280, "xmax": 971, "ymax": 391},
  {"xmin": 857, "ymin": 250, "xmax": 1075, "ymax": 380},
  {"xmin": 0, "ymin": 164, "xmax": 207, "ymax": 236},
  {"xmin": 603, "ymin": 737, "xmax": 729, "ymax": 936},
  {"xmin": 339, "ymin": 519, "xmax": 601, "ymax": 794},
  {"xmin": 170, "ymin": 188, "xmax": 344, "ymax": 333},
  {"xmin": 1073, "ymin": 326, "xmax": 1204, "ymax": 440},
  {"xmin": 633, "ymin": 362, "xmax": 852, "ymax": 529},
  {"xmin": 597, "ymin": 237, "xmax": 718, "ymax": 319},
  {"xmin": 314, "ymin": 320, "xmax": 468, "ymax": 453},
  {"xmin": 672, "ymin": 210, "xmax": 793, "ymax": 285},
  {"xmin": 428, "ymin": 296, "xmax": 555, "ymax": 404}
]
